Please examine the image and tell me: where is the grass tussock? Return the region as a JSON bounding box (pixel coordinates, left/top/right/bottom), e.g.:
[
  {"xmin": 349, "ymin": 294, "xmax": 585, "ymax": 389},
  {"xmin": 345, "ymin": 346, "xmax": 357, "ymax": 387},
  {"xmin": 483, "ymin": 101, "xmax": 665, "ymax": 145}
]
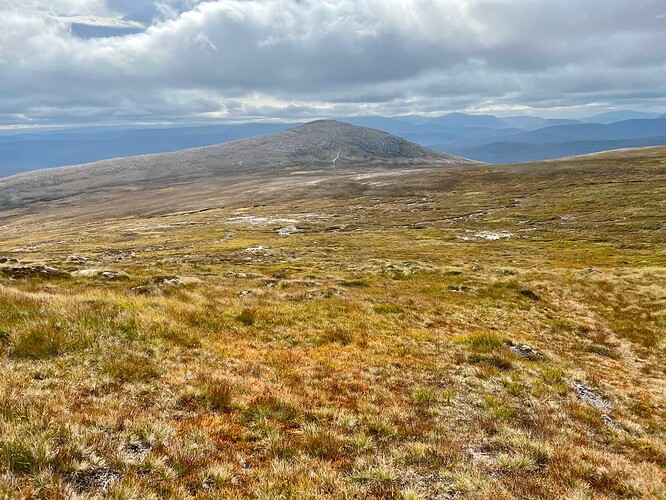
[{"xmin": 101, "ymin": 353, "xmax": 160, "ymax": 383}]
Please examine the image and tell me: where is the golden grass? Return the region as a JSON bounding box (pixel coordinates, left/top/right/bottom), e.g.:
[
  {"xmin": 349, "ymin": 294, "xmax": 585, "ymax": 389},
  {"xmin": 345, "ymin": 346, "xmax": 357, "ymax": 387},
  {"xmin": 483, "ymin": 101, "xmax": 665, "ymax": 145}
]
[{"xmin": 0, "ymin": 151, "xmax": 664, "ymax": 497}]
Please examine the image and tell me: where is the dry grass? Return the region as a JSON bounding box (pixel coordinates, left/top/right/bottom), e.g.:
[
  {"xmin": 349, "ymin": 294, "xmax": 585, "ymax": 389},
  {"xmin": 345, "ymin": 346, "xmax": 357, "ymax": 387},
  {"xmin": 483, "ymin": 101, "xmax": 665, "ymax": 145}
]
[{"xmin": 0, "ymin": 149, "xmax": 664, "ymax": 497}]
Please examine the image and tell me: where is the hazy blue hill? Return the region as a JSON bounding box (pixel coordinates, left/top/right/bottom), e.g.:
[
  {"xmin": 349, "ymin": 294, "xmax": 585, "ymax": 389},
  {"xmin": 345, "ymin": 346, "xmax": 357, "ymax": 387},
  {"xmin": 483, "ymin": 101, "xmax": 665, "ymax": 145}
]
[
  {"xmin": 430, "ymin": 112, "xmax": 510, "ymax": 129},
  {"xmin": 454, "ymin": 119, "xmax": 666, "ymax": 147},
  {"xmin": 427, "ymin": 117, "xmax": 666, "ymax": 163},
  {"xmin": 580, "ymin": 110, "xmax": 660, "ymax": 123},
  {"xmin": 501, "ymin": 116, "xmax": 582, "ymax": 129},
  {"xmin": 443, "ymin": 136, "xmax": 666, "ymax": 163}
]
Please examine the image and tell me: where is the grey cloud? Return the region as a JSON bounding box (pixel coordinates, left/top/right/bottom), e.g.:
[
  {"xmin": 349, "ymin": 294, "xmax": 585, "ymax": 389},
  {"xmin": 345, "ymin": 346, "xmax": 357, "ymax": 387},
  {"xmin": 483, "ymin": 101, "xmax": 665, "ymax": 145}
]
[{"xmin": 0, "ymin": 0, "xmax": 665, "ymax": 126}]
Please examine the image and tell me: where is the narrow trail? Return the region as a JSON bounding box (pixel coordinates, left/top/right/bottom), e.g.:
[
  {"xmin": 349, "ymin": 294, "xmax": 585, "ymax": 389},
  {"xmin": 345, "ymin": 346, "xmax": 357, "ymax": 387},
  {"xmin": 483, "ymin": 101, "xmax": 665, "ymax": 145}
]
[{"xmin": 332, "ymin": 147, "xmax": 342, "ymax": 173}]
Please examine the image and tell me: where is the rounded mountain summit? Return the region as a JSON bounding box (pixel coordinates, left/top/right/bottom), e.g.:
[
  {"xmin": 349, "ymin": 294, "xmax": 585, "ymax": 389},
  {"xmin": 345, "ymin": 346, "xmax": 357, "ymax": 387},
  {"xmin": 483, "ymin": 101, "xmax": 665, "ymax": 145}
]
[{"xmin": 0, "ymin": 120, "xmax": 479, "ymax": 211}]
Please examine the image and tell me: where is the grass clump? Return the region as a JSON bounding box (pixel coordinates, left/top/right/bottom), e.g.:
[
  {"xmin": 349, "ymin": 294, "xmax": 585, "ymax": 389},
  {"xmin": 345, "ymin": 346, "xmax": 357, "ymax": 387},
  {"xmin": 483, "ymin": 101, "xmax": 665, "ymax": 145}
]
[
  {"xmin": 300, "ymin": 424, "xmax": 343, "ymax": 460},
  {"xmin": 236, "ymin": 307, "xmax": 258, "ymax": 326},
  {"xmin": 1, "ymin": 440, "xmax": 44, "ymax": 474},
  {"xmin": 413, "ymin": 388, "xmax": 453, "ymax": 405},
  {"xmin": 11, "ymin": 329, "xmax": 65, "ymax": 359},
  {"xmin": 101, "ymin": 353, "xmax": 159, "ymax": 383},
  {"xmin": 10, "ymin": 326, "xmax": 91, "ymax": 359},
  {"xmin": 458, "ymin": 332, "xmax": 506, "ymax": 353},
  {"xmin": 584, "ymin": 344, "xmax": 621, "ymax": 359},
  {"xmin": 178, "ymin": 376, "xmax": 235, "ymax": 412},
  {"xmin": 321, "ymin": 326, "xmax": 355, "ymax": 345}
]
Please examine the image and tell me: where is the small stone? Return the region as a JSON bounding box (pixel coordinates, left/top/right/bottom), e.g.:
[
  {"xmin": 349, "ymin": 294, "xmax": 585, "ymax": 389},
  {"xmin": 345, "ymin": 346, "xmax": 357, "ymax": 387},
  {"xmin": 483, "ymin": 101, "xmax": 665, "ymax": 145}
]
[
  {"xmin": 151, "ymin": 276, "xmax": 182, "ymax": 286},
  {"xmin": 67, "ymin": 255, "xmax": 88, "ymax": 263},
  {"xmin": 100, "ymin": 271, "xmax": 129, "ymax": 280},
  {"xmin": 277, "ymin": 226, "xmax": 306, "ymax": 235},
  {"xmin": 72, "ymin": 269, "xmax": 128, "ymax": 279},
  {"xmin": 507, "ymin": 341, "xmax": 545, "ymax": 360},
  {"xmin": 577, "ymin": 268, "xmax": 600, "ymax": 276},
  {"xmin": 571, "ymin": 380, "xmax": 612, "ymax": 412},
  {"xmin": 602, "ymin": 414, "xmax": 626, "ymax": 433}
]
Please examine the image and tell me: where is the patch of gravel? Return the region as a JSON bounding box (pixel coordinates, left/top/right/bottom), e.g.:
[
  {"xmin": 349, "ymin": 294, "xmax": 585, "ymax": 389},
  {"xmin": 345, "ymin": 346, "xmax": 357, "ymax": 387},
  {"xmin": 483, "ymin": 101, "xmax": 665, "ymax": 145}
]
[
  {"xmin": 277, "ymin": 226, "xmax": 306, "ymax": 235},
  {"xmin": 461, "ymin": 230, "xmax": 513, "ymax": 241},
  {"xmin": 66, "ymin": 467, "xmax": 120, "ymax": 493}
]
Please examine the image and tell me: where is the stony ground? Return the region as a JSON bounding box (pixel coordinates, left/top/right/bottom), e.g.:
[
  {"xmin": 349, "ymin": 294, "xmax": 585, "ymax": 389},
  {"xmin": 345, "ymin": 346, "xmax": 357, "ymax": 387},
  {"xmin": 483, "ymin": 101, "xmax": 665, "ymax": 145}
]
[{"xmin": 0, "ymin": 148, "xmax": 664, "ymax": 498}]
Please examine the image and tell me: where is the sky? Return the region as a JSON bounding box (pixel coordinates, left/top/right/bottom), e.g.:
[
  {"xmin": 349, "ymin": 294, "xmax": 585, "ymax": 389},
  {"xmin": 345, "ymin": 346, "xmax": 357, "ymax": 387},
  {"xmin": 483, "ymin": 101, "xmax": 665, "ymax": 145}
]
[{"xmin": 1, "ymin": 0, "xmax": 665, "ymax": 127}]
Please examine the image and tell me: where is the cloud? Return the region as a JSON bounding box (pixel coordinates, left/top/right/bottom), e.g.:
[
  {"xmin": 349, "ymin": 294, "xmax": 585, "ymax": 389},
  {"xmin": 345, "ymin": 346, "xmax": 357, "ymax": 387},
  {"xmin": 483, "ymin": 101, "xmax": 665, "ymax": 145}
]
[
  {"xmin": 61, "ymin": 15, "xmax": 145, "ymax": 29},
  {"xmin": 0, "ymin": 0, "xmax": 665, "ymax": 126}
]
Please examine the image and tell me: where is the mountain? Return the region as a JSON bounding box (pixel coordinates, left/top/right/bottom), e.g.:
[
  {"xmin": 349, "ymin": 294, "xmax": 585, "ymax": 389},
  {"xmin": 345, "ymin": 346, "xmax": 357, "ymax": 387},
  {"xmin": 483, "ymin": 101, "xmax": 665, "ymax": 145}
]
[
  {"xmin": 0, "ymin": 123, "xmax": 294, "ymax": 178},
  {"xmin": 3, "ymin": 113, "xmax": 666, "ymax": 176},
  {"xmin": 0, "ymin": 120, "xmax": 476, "ymax": 211},
  {"xmin": 445, "ymin": 136, "xmax": 666, "ymax": 164},
  {"xmin": 484, "ymin": 118, "xmax": 666, "ymax": 143},
  {"xmin": 581, "ymin": 110, "xmax": 660, "ymax": 124},
  {"xmin": 439, "ymin": 118, "xmax": 666, "ymax": 163},
  {"xmin": 0, "ymin": 116, "xmax": 506, "ymax": 178},
  {"xmin": 501, "ymin": 116, "xmax": 582, "ymax": 130},
  {"xmin": 430, "ymin": 112, "xmax": 510, "ymax": 129}
]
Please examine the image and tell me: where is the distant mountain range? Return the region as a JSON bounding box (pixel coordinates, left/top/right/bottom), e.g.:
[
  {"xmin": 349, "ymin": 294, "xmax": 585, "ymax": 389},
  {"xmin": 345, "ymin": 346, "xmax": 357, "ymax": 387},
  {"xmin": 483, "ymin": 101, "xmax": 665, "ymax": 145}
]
[
  {"xmin": 0, "ymin": 110, "xmax": 665, "ymax": 175},
  {"xmin": 441, "ymin": 118, "xmax": 666, "ymax": 163}
]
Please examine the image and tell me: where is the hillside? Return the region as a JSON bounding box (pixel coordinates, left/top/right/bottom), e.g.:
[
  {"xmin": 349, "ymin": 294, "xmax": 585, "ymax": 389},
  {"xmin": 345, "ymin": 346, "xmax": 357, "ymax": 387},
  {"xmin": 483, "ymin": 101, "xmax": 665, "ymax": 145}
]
[
  {"xmin": 0, "ymin": 146, "xmax": 664, "ymax": 498},
  {"xmin": 0, "ymin": 120, "xmax": 474, "ymax": 212},
  {"xmin": 0, "ymin": 123, "xmax": 293, "ymax": 177}
]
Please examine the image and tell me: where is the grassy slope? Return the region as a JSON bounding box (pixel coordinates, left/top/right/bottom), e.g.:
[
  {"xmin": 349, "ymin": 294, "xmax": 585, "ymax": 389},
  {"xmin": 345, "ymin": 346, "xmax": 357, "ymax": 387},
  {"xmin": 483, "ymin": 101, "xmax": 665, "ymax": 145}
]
[{"xmin": 0, "ymin": 148, "xmax": 664, "ymax": 498}]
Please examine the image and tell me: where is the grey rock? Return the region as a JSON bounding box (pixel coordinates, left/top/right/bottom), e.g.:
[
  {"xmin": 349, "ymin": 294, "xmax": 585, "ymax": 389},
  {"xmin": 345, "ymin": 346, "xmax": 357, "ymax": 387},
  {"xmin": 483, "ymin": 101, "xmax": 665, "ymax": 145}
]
[
  {"xmin": 1, "ymin": 265, "xmax": 68, "ymax": 279},
  {"xmin": 277, "ymin": 226, "xmax": 306, "ymax": 235},
  {"xmin": 518, "ymin": 289, "xmax": 541, "ymax": 301},
  {"xmin": 571, "ymin": 380, "xmax": 613, "ymax": 412},
  {"xmin": 507, "ymin": 341, "xmax": 545, "ymax": 360},
  {"xmin": 602, "ymin": 414, "xmax": 626, "ymax": 433},
  {"xmin": 67, "ymin": 255, "xmax": 88, "ymax": 263},
  {"xmin": 99, "ymin": 271, "xmax": 129, "ymax": 280},
  {"xmin": 150, "ymin": 276, "xmax": 182, "ymax": 286},
  {"xmin": 130, "ymin": 285, "xmax": 154, "ymax": 296}
]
